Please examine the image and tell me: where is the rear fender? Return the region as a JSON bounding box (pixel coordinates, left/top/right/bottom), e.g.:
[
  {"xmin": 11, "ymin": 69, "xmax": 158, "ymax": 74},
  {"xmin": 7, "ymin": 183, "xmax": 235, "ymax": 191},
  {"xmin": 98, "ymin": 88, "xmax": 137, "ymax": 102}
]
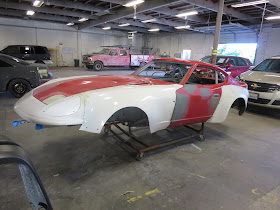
[{"xmin": 207, "ymin": 85, "xmax": 248, "ymax": 123}]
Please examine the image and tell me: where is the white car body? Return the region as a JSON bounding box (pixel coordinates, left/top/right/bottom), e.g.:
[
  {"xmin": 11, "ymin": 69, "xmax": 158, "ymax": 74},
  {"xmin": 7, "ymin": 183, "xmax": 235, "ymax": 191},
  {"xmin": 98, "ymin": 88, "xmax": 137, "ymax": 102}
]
[{"xmin": 14, "ymin": 59, "xmax": 249, "ymax": 134}]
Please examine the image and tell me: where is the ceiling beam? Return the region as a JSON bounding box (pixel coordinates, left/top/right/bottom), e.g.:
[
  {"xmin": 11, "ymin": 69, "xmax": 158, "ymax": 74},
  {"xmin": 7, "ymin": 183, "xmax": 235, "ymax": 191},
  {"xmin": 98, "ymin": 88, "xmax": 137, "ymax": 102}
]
[
  {"xmin": 117, "ymin": 18, "xmax": 174, "ymax": 32},
  {"xmin": 0, "ymin": 8, "xmax": 77, "ymax": 23},
  {"xmin": 105, "ymin": 23, "xmax": 148, "ymax": 33},
  {"xmin": 182, "ymin": 0, "xmax": 259, "ymax": 24},
  {"xmin": 0, "ymin": 1, "xmax": 97, "ymax": 19},
  {"xmin": 78, "ymin": 0, "xmax": 182, "ymax": 30},
  {"xmin": 154, "ymin": 7, "xmax": 208, "ymax": 23},
  {"xmin": 22, "ymin": 0, "xmax": 111, "ymax": 14}
]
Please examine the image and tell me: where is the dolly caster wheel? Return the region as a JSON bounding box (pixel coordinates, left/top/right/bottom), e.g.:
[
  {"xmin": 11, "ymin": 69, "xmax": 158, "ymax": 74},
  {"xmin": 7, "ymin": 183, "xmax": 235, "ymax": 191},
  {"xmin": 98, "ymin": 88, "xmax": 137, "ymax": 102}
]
[
  {"xmin": 199, "ymin": 134, "xmax": 205, "ymax": 141},
  {"xmin": 104, "ymin": 127, "xmax": 110, "ymax": 134},
  {"xmin": 136, "ymin": 152, "xmax": 144, "ymax": 161}
]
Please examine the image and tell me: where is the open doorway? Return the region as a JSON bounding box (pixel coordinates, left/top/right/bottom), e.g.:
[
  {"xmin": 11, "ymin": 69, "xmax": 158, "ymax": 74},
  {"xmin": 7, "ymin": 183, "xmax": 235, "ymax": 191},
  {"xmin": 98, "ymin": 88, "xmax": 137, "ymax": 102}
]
[{"xmin": 218, "ymin": 43, "xmax": 257, "ymax": 63}]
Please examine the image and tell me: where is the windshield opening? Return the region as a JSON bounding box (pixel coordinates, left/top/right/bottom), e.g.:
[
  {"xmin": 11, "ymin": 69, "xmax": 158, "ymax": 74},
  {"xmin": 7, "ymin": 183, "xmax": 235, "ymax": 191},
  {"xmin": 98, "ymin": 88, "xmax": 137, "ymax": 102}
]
[
  {"xmin": 132, "ymin": 60, "xmax": 193, "ymax": 84},
  {"xmin": 201, "ymin": 56, "xmax": 226, "ymax": 67},
  {"xmin": 97, "ymin": 48, "xmax": 110, "ymax": 55},
  {"xmin": 253, "ymin": 59, "xmax": 280, "ymax": 73}
]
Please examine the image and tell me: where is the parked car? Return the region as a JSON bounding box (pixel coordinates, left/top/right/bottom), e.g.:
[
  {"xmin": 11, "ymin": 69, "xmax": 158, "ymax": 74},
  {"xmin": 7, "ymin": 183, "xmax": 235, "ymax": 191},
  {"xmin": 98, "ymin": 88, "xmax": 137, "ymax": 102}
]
[
  {"xmin": 82, "ymin": 48, "xmax": 154, "ymax": 71},
  {"xmin": 14, "ymin": 58, "xmax": 248, "ymax": 134},
  {"xmin": 200, "ymin": 55, "xmax": 253, "ymax": 78},
  {"xmin": 0, "ymin": 45, "xmax": 53, "ymax": 65},
  {"xmin": 0, "ymin": 54, "xmax": 53, "ymax": 97},
  {"xmin": 236, "ymin": 55, "xmax": 280, "ymax": 109}
]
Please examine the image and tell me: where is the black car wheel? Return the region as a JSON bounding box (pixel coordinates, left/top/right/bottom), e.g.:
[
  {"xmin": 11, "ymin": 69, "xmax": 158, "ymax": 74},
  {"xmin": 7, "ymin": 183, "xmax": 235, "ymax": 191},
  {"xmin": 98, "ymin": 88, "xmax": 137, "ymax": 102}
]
[
  {"xmin": 8, "ymin": 79, "xmax": 31, "ymax": 98},
  {"xmin": 93, "ymin": 61, "xmax": 103, "ymax": 71}
]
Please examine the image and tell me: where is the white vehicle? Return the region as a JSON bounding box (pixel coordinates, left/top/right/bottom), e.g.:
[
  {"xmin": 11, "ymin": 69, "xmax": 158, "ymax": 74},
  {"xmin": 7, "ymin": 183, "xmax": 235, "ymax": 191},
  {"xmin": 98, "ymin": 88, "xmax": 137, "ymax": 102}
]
[{"xmin": 236, "ymin": 56, "xmax": 280, "ymax": 109}]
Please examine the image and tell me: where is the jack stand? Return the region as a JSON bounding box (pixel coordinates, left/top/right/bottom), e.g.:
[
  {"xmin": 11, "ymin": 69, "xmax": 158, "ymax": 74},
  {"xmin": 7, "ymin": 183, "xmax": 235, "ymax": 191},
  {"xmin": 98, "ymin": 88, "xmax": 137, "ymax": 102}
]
[{"xmin": 104, "ymin": 122, "xmax": 205, "ymax": 161}]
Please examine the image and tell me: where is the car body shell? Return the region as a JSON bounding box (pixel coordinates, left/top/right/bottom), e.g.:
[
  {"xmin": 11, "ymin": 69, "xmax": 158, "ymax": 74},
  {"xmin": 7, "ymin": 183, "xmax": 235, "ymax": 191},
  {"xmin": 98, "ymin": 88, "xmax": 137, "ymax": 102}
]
[
  {"xmin": 200, "ymin": 55, "xmax": 253, "ymax": 78},
  {"xmin": 14, "ymin": 58, "xmax": 248, "ymax": 134}
]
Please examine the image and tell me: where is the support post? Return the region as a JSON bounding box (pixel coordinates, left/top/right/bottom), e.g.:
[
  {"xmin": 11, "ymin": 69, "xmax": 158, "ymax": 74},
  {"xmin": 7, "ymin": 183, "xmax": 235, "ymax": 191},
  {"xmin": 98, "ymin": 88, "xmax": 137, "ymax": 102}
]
[{"xmin": 211, "ymin": 0, "xmax": 224, "ymax": 65}]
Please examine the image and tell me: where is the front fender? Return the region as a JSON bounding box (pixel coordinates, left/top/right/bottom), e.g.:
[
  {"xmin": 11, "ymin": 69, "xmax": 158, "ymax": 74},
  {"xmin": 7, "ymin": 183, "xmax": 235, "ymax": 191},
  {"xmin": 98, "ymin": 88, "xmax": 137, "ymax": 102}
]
[{"xmin": 79, "ymin": 84, "xmax": 182, "ymax": 133}]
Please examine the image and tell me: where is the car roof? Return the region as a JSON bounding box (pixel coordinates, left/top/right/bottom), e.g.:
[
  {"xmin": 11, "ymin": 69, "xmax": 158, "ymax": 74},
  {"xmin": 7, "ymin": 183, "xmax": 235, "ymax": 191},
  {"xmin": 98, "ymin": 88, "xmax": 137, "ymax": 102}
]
[
  {"xmin": 270, "ymin": 55, "xmax": 280, "ymax": 59},
  {"xmin": 154, "ymin": 58, "xmax": 225, "ymax": 68}
]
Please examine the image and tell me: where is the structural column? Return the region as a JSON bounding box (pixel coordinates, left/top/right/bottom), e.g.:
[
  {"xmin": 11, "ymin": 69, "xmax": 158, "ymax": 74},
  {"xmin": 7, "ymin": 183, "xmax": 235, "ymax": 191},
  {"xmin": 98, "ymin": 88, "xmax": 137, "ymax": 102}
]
[{"xmin": 211, "ymin": 0, "xmax": 224, "ymax": 64}]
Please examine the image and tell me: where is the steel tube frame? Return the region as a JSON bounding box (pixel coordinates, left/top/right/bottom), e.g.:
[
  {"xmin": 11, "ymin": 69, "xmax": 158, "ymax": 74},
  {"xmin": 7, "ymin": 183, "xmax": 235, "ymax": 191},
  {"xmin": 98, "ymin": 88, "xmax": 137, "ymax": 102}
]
[{"xmin": 104, "ymin": 122, "xmax": 205, "ymax": 160}]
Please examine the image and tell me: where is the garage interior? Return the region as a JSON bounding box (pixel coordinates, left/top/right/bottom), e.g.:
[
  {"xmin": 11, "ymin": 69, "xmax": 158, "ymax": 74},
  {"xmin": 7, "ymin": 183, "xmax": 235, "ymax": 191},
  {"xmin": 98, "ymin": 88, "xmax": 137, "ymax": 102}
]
[{"xmin": 0, "ymin": 0, "xmax": 280, "ymax": 209}]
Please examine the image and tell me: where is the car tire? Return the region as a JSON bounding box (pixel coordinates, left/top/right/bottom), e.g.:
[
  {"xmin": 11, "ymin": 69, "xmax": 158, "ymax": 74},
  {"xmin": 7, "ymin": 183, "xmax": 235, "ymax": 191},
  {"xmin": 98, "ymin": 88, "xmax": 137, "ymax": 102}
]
[
  {"xmin": 93, "ymin": 61, "xmax": 103, "ymax": 71},
  {"xmin": 8, "ymin": 79, "xmax": 31, "ymax": 98},
  {"xmin": 86, "ymin": 65, "xmax": 94, "ymax": 70}
]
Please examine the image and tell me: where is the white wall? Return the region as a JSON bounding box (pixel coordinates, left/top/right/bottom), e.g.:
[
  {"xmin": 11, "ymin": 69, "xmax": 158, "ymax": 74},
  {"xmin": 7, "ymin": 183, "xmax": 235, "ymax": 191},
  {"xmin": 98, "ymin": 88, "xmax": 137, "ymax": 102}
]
[
  {"xmin": 255, "ymin": 27, "xmax": 280, "ymax": 65},
  {"xmin": 0, "ymin": 17, "xmax": 131, "ymax": 66},
  {"xmin": 144, "ymin": 32, "xmax": 214, "ymax": 60}
]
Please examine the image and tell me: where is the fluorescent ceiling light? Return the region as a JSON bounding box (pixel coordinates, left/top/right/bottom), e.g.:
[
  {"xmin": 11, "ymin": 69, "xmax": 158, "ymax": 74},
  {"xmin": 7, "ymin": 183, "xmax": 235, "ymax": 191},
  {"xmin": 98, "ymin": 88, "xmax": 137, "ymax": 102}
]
[
  {"xmin": 78, "ymin": 18, "xmax": 88, "ymax": 22},
  {"xmin": 141, "ymin": 18, "xmax": 156, "ymax": 23},
  {"xmin": 148, "ymin": 28, "xmax": 160, "ymax": 32},
  {"xmin": 176, "ymin": 11, "xmax": 198, "ymax": 17},
  {"xmin": 265, "ymin": 15, "xmax": 280, "ymax": 20},
  {"xmin": 175, "ymin": 25, "xmax": 190, "ymax": 29},
  {"xmin": 102, "ymin": 26, "xmax": 111, "ymax": 30},
  {"xmin": 33, "ymin": 0, "xmax": 44, "ymax": 7},
  {"xmin": 118, "ymin": 23, "xmax": 130, "ymax": 27},
  {"xmin": 231, "ymin": 0, "xmax": 269, "ymax": 8},
  {"xmin": 128, "ymin": 31, "xmax": 137, "ymax": 33},
  {"xmin": 66, "ymin": 23, "xmax": 74, "ymax": 26},
  {"xmin": 26, "ymin": 10, "xmax": 35, "ymax": 16},
  {"xmin": 124, "ymin": 0, "xmax": 145, "ymax": 7}
]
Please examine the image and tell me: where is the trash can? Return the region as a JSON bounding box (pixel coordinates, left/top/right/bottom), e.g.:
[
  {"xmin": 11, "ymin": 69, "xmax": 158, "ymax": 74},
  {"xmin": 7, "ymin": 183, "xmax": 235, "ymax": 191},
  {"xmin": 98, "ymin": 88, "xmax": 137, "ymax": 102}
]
[{"xmin": 74, "ymin": 59, "xmax": 79, "ymax": 67}]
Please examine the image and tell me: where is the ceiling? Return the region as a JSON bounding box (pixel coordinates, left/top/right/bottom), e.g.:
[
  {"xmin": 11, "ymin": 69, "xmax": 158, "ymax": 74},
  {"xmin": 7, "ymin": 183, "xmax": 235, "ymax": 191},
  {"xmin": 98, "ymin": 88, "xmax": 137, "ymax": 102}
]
[{"xmin": 0, "ymin": 0, "xmax": 279, "ymax": 34}]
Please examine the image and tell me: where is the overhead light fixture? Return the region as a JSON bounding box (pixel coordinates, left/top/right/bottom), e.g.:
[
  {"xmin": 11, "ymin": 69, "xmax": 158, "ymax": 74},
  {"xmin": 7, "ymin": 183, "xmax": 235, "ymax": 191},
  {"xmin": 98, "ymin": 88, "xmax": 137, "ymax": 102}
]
[
  {"xmin": 231, "ymin": 0, "xmax": 269, "ymax": 8},
  {"xmin": 26, "ymin": 10, "xmax": 35, "ymax": 16},
  {"xmin": 118, "ymin": 23, "xmax": 130, "ymax": 27},
  {"xmin": 124, "ymin": 0, "xmax": 144, "ymax": 7},
  {"xmin": 102, "ymin": 26, "xmax": 111, "ymax": 30},
  {"xmin": 176, "ymin": 11, "xmax": 198, "ymax": 17},
  {"xmin": 175, "ymin": 25, "xmax": 190, "ymax": 29},
  {"xmin": 141, "ymin": 18, "xmax": 156, "ymax": 23},
  {"xmin": 265, "ymin": 15, "xmax": 280, "ymax": 20},
  {"xmin": 66, "ymin": 23, "xmax": 74, "ymax": 26},
  {"xmin": 128, "ymin": 31, "xmax": 137, "ymax": 33},
  {"xmin": 78, "ymin": 18, "xmax": 88, "ymax": 22},
  {"xmin": 33, "ymin": 0, "xmax": 44, "ymax": 7},
  {"xmin": 148, "ymin": 28, "xmax": 160, "ymax": 32}
]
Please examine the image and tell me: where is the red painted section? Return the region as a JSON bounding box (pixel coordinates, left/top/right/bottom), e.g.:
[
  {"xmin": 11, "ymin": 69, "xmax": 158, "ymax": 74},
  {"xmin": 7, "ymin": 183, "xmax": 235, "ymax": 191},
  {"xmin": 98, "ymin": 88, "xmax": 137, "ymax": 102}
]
[
  {"xmin": 168, "ymin": 84, "xmax": 223, "ymax": 127},
  {"xmin": 33, "ymin": 75, "xmax": 173, "ymax": 102}
]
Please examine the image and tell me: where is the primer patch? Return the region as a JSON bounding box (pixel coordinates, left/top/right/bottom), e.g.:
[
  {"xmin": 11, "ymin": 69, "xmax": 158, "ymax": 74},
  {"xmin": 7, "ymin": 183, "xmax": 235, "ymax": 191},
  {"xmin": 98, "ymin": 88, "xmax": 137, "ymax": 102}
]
[
  {"xmin": 171, "ymin": 92, "xmax": 189, "ymax": 121},
  {"xmin": 184, "ymin": 85, "xmax": 197, "ymax": 94},
  {"xmin": 210, "ymin": 95, "xmax": 220, "ymax": 109},
  {"xmin": 200, "ymin": 88, "xmax": 210, "ymax": 99}
]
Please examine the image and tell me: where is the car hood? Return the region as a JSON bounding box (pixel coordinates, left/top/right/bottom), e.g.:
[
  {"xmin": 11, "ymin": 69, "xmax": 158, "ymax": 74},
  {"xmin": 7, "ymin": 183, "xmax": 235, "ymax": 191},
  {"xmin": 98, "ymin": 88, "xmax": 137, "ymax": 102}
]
[
  {"xmin": 240, "ymin": 70, "xmax": 280, "ymax": 85},
  {"xmin": 33, "ymin": 75, "xmax": 173, "ymax": 102}
]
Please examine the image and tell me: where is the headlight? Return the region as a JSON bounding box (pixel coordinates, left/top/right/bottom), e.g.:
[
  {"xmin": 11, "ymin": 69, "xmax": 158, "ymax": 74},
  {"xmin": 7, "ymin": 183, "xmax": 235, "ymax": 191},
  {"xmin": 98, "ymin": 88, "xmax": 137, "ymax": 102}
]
[{"xmin": 44, "ymin": 96, "xmax": 81, "ymax": 117}]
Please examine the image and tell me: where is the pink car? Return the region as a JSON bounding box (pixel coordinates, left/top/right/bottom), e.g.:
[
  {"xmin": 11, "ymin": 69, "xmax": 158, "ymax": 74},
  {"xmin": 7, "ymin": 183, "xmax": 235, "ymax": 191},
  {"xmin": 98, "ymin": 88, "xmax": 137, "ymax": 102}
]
[{"xmin": 200, "ymin": 55, "xmax": 253, "ymax": 78}]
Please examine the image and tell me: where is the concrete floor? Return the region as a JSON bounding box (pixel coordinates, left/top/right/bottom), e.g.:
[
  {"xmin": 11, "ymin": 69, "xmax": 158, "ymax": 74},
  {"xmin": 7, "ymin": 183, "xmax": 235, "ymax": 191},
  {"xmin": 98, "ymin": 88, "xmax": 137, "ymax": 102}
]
[{"xmin": 0, "ymin": 67, "xmax": 280, "ymax": 210}]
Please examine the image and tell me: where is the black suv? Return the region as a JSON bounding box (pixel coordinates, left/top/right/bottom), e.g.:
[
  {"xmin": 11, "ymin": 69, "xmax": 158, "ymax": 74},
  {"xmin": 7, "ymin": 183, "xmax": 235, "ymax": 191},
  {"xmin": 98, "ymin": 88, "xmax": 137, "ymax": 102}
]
[{"xmin": 0, "ymin": 45, "xmax": 53, "ymax": 65}]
